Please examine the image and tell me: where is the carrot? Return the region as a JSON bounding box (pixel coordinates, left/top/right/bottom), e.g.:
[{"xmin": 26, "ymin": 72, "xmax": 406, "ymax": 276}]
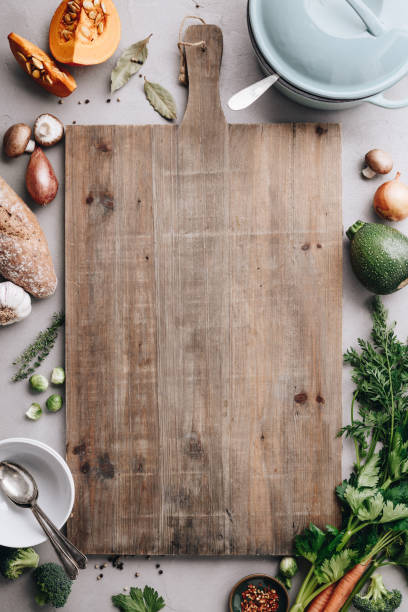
[
  {"xmin": 307, "ymin": 583, "xmax": 335, "ymax": 611},
  {"xmin": 323, "ymin": 561, "xmax": 371, "ymax": 612}
]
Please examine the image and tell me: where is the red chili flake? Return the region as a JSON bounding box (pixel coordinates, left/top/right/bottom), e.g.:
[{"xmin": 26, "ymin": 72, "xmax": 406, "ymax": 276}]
[{"xmin": 240, "ymin": 584, "xmax": 279, "ymax": 611}]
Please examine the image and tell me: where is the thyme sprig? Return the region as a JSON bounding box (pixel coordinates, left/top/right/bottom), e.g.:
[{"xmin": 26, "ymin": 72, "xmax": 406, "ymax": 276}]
[{"xmin": 11, "ymin": 312, "xmax": 65, "ymax": 382}]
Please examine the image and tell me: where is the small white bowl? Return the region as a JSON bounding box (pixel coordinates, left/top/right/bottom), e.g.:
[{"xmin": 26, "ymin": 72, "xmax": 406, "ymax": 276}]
[{"xmin": 0, "ymin": 438, "xmax": 74, "ymax": 548}]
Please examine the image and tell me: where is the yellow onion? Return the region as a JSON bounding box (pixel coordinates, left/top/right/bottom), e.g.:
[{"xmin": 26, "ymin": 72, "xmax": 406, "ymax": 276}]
[{"xmin": 374, "ymin": 172, "xmax": 408, "ymax": 222}]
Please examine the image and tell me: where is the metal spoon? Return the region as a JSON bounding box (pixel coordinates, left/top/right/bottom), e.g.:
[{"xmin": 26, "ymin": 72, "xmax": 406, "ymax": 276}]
[{"xmin": 0, "ymin": 461, "xmax": 87, "ymax": 580}]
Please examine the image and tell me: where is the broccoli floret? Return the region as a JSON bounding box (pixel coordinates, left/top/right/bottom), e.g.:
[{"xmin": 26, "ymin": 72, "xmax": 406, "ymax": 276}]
[
  {"xmin": 33, "ymin": 563, "xmax": 72, "ymax": 608},
  {"xmin": 0, "ymin": 546, "xmax": 39, "ymax": 579},
  {"xmin": 353, "ymin": 573, "xmax": 402, "ymax": 612}
]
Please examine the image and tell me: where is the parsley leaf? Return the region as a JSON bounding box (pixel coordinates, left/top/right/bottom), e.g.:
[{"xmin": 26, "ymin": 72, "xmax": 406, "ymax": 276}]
[
  {"xmin": 112, "ymin": 586, "xmax": 165, "ymax": 612},
  {"xmin": 356, "ymin": 492, "xmax": 384, "ymax": 522},
  {"xmin": 380, "ymin": 500, "xmax": 408, "ymax": 524},
  {"xmin": 294, "ymin": 523, "xmax": 326, "ymax": 563},
  {"xmin": 315, "ymin": 549, "xmax": 356, "ymax": 584},
  {"xmin": 357, "ymin": 454, "xmax": 380, "ymax": 488},
  {"xmin": 142, "ymin": 586, "xmax": 165, "ymax": 612},
  {"xmin": 344, "ymin": 486, "xmax": 374, "ymax": 514}
]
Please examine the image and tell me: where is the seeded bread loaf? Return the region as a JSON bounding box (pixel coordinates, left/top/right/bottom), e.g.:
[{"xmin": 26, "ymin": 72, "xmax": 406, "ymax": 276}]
[{"xmin": 0, "ymin": 175, "xmax": 57, "ymax": 298}]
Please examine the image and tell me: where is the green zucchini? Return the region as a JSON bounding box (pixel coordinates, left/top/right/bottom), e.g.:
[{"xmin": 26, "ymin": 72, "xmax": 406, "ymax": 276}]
[{"xmin": 347, "ymin": 220, "xmax": 408, "ymax": 295}]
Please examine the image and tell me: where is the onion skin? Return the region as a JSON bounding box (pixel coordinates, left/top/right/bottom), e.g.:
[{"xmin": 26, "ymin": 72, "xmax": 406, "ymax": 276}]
[
  {"xmin": 26, "ymin": 147, "xmax": 58, "ymax": 206},
  {"xmin": 374, "ymin": 172, "xmax": 408, "ymax": 222}
]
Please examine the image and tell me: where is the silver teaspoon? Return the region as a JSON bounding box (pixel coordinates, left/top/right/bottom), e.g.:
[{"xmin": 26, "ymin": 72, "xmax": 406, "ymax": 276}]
[{"xmin": 0, "ymin": 461, "xmax": 87, "ymax": 580}]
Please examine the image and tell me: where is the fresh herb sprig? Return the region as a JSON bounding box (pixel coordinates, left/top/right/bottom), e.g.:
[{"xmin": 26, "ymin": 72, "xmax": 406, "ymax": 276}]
[
  {"xmin": 112, "ymin": 585, "xmax": 165, "ymax": 612},
  {"xmin": 11, "ymin": 312, "xmax": 65, "ymax": 382}
]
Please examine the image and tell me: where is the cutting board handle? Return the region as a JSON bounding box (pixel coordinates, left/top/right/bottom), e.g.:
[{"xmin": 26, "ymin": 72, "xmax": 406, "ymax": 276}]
[{"xmin": 181, "ymin": 24, "xmax": 226, "ymax": 128}]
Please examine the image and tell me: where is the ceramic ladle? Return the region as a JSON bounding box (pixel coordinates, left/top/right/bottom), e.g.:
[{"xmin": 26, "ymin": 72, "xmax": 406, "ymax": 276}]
[
  {"xmin": 0, "ymin": 461, "xmax": 87, "ymax": 579},
  {"xmin": 228, "ymin": 0, "xmax": 387, "ymax": 110}
]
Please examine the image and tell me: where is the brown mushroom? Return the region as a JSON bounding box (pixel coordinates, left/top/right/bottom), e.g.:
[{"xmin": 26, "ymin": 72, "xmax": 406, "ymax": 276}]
[
  {"xmin": 3, "ymin": 123, "xmax": 35, "ymax": 158},
  {"xmin": 362, "ymin": 149, "xmax": 393, "ymax": 179},
  {"xmin": 33, "ymin": 114, "xmax": 64, "ymax": 147}
]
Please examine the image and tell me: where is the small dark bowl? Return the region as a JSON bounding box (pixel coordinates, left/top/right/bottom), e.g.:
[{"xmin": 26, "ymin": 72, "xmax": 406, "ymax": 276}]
[{"xmin": 229, "ymin": 574, "xmax": 289, "ymax": 612}]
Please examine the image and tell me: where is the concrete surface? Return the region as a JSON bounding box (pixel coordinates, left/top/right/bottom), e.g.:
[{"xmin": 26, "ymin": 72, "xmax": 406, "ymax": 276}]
[{"xmin": 1, "ymin": 0, "xmax": 408, "ymax": 610}]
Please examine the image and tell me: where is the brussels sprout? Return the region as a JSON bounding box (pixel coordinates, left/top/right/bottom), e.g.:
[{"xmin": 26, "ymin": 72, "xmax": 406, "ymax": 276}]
[
  {"xmin": 46, "ymin": 394, "xmax": 63, "ymax": 413},
  {"xmin": 279, "ymin": 557, "xmax": 298, "ymax": 578},
  {"xmin": 277, "ymin": 557, "xmax": 298, "ymax": 589},
  {"xmin": 25, "ymin": 403, "xmax": 42, "ymax": 421},
  {"xmin": 29, "ymin": 374, "xmax": 48, "ymax": 392},
  {"xmin": 51, "ymin": 367, "xmax": 65, "ymax": 385}
]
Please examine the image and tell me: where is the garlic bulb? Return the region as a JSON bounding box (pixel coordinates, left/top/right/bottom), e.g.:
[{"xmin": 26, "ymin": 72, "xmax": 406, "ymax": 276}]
[{"xmin": 0, "ymin": 281, "xmax": 31, "ymax": 326}]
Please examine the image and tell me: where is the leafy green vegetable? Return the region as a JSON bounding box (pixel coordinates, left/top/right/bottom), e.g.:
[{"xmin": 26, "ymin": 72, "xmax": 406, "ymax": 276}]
[
  {"xmin": 380, "ymin": 501, "xmax": 408, "ymax": 524},
  {"xmin": 315, "ymin": 549, "xmax": 356, "ymax": 584},
  {"xmin": 51, "ymin": 367, "xmax": 65, "ymax": 385},
  {"xmin": 110, "ymin": 35, "xmax": 152, "ymax": 93},
  {"xmin": 144, "ymin": 79, "xmax": 177, "ymax": 120},
  {"xmin": 358, "ymin": 454, "xmax": 381, "ymax": 488},
  {"xmin": 294, "ymin": 523, "xmax": 326, "ymax": 564},
  {"xmin": 357, "ymin": 492, "xmax": 384, "ymax": 522},
  {"xmin": 25, "ymin": 402, "xmax": 43, "ymax": 421},
  {"xmin": 12, "ymin": 312, "xmax": 65, "ymax": 382},
  {"xmin": 112, "ymin": 585, "xmax": 165, "ymax": 612},
  {"xmin": 344, "ymin": 486, "xmax": 374, "ymax": 514}
]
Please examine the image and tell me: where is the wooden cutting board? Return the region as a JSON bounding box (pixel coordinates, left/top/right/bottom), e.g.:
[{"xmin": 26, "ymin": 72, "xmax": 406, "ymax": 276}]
[{"xmin": 65, "ymin": 24, "xmax": 342, "ymax": 555}]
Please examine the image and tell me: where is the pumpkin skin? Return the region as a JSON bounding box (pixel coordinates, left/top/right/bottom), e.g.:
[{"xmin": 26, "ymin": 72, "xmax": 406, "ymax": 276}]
[
  {"xmin": 49, "ymin": 0, "xmax": 121, "ymax": 66},
  {"xmin": 8, "ymin": 32, "xmax": 77, "ymax": 97}
]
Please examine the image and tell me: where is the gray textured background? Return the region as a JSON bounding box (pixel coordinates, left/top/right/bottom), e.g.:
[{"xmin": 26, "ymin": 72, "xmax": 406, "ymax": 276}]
[{"xmin": 1, "ymin": 1, "xmax": 408, "ymax": 609}]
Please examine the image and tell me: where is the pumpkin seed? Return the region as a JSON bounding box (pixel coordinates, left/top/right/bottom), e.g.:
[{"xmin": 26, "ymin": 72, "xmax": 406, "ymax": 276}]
[
  {"xmin": 89, "ymin": 9, "xmax": 97, "ymax": 18},
  {"xmin": 98, "ymin": 22, "xmax": 104, "ymax": 34},
  {"xmin": 45, "ymin": 74, "xmax": 53, "ymax": 85},
  {"xmin": 95, "ymin": 13, "xmax": 103, "ymax": 24},
  {"xmin": 94, "ymin": 0, "xmax": 100, "ymax": 5},
  {"xmin": 101, "ymin": 1, "xmax": 107, "ymax": 12},
  {"xmin": 16, "ymin": 51, "xmax": 26, "ymax": 62},
  {"xmin": 64, "ymin": 13, "xmax": 72, "ymax": 22},
  {"xmin": 32, "ymin": 69, "xmax": 41, "ymax": 79},
  {"xmin": 63, "ymin": 29, "xmax": 72, "ymax": 40},
  {"xmin": 83, "ymin": 0, "xmax": 93, "ymax": 8},
  {"xmin": 32, "ymin": 57, "xmax": 44, "ymax": 70},
  {"xmin": 66, "ymin": 23, "xmax": 76, "ymax": 30},
  {"xmin": 25, "ymin": 62, "xmax": 32, "ymax": 74}
]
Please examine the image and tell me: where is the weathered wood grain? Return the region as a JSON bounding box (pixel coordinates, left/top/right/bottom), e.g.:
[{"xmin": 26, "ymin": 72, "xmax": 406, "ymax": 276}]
[{"xmin": 65, "ymin": 25, "xmax": 342, "ymax": 555}]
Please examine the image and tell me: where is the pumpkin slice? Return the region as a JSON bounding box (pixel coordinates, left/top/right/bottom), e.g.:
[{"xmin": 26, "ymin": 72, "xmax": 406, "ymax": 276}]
[
  {"xmin": 49, "ymin": 0, "xmax": 121, "ymax": 65},
  {"xmin": 8, "ymin": 32, "xmax": 77, "ymax": 97}
]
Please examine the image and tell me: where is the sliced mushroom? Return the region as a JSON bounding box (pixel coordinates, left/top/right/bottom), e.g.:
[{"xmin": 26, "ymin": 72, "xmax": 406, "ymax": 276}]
[
  {"xmin": 362, "ymin": 149, "xmax": 393, "ymax": 179},
  {"xmin": 33, "ymin": 113, "xmax": 64, "ymax": 147},
  {"xmin": 3, "ymin": 123, "xmax": 35, "ymax": 157}
]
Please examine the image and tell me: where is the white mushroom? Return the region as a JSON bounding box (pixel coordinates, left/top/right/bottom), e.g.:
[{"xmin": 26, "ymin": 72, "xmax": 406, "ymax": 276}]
[
  {"xmin": 3, "ymin": 123, "xmax": 35, "ymax": 157},
  {"xmin": 33, "ymin": 113, "xmax": 65, "ymax": 147},
  {"xmin": 362, "ymin": 149, "xmax": 393, "ymax": 179}
]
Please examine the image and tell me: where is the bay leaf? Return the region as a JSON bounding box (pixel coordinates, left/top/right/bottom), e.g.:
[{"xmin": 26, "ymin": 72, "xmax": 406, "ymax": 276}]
[
  {"xmin": 110, "ymin": 34, "xmax": 152, "ymax": 93},
  {"xmin": 144, "ymin": 79, "xmax": 177, "ymax": 121}
]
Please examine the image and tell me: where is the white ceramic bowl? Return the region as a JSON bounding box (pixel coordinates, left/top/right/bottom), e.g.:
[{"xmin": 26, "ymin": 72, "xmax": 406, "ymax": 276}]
[{"xmin": 0, "ymin": 438, "xmax": 74, "ymax": 548}]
